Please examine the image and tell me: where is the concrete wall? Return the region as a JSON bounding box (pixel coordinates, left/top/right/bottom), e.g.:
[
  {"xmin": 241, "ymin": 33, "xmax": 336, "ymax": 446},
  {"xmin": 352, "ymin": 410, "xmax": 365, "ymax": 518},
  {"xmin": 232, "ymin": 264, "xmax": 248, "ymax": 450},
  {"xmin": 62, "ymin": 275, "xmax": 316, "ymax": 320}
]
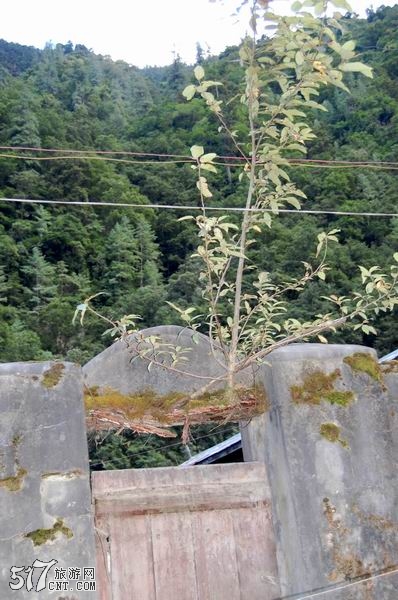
[
  {"xmin": 83, "ymin": 325, "xmax": 254, "ymax": 396},
  {"xmin": 3, "ymin": 341, "xmax": 397, "ymax": 600},
  {"xmin": 0, "ymin": 362, "xmax": 96, "ymax": 599},
  {"xmin": 241, "ymin": 344, "xmax": 398, "ymax": 599}
]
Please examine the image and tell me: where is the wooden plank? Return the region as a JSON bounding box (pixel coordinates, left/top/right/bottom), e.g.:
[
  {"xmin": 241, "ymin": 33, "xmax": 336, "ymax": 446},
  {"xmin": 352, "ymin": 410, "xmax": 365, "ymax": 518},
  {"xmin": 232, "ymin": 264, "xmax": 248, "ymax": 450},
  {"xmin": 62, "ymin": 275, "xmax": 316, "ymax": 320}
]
[
  {"xmin": 92, "ymin": 462, "xmax": 269, "ymax": 495},
  {"xmin": 94, "ymin": 515, "xmax": 112, "ymax": 600},
  {"xmin": 93, "ymin": 463, "xmax": 270, "ymax": 516},
  {"xmin": 95, "ymin": 481, "xmax": 268, "ymax": 515},
  {"xmin": 232, "ymin": 506, "xmax": 280, "ymax": 600},
  {"xmin": 151, "ymin": 511, "xmax": 198, "ymax": 600},
  {"xmin": 108, "ymin": 513, "xmax": 156, "ymax": 600},
  {"xmin": 191, "ymin": 509, "xmax": 241, "ymax": 600}
]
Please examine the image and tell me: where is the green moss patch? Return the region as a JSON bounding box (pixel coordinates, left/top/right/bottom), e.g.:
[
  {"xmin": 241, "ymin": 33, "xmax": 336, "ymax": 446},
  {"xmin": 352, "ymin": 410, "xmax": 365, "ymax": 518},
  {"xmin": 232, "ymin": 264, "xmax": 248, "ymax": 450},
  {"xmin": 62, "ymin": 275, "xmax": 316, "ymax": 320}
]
[
  {"xmin": 0, "ymin": 466, "xmax": 27, "ymax": 492},
  {"xmin": 0, "ymin": 434, "xmax": 27, "ymax": 492},
  {"xmin": 320, "ymin": 422, "xmax": 348, "ymax": 448},
  {"xmin": 25, "ymin": 519, "xmax": 73, "ymax": 546},
  {"xmin": 85, "ymin": 383, "xmax": 268, "ymax": 425},
  {"xmin": 291, "ymin": 370, "xmax": 354, "ymax": 407},
  {"xmin": 325, "ymin": 390, "xmax": 355, "ymax": 407},
  {"xmin": 343, "ymin": 352, "xmax": 384, "ymax": 385},
  {"xmin": 85, "ymin": 386, "xmax": 186, "ymax": 422},
  {"xmin": 42, "ymin": 363, "xmax": 65, "ymax": 388}
]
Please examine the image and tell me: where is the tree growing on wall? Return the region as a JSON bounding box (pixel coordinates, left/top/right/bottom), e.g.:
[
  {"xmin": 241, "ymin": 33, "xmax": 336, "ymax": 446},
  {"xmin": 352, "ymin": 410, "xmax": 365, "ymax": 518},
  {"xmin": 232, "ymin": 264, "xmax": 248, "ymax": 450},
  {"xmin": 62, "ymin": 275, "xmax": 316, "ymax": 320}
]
[{"xmin": 80, "ymin": 0, "xmax": 398, "ymax": 430}]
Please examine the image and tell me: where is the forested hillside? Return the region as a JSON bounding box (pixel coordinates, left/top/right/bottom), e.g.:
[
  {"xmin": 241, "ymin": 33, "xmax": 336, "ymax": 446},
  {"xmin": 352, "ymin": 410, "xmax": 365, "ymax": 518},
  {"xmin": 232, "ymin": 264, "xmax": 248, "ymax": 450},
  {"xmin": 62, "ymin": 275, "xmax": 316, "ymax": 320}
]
[{"xmin": 0, "ymin": 6, "xmax": 397, "ymax": 466}]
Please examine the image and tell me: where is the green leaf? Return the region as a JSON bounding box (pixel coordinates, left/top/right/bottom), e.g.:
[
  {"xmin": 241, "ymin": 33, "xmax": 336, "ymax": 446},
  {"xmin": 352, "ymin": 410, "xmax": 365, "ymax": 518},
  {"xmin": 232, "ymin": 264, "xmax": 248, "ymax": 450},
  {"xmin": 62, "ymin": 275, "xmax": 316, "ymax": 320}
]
[
  {"xmin": 340, "ymin": 62, "xmax": 373, "ymax": 78},
  {"xmin": 295, "ymin": 51, "xmax": 304, "ymax": 66},
  {"xmin": 194, "ymin": 65, "xmax": 205, "ymax": 81},
  {"xmin": 196, "ymin": 176, "xmax": 213, "ymax": 198},
  {"xmin": 166, "ymin": 301, "xmax": 183, "ymax": 314},
  {"xmin": 200, "ymin": 163, "xmax": 218, "ymax": 174},
  {"xmin": 291, "ymin": 1, "xmax": 302, "ymax": 11},
  {"xmin": 263, "ymin": 213, "xmax": 272, "ymax": 228},
  {"xmin": 341, "ymin": 40, "xmax": 356, "ymax": 52},
  {"xmin": 72, "ymin": 303, "xmax": 87, "ymax": 326},
  {"xmin": 191, "ymin": 145, "xmax": 204, "ymax": 159},
  {"xmin": 330, "ymin": 0, "xmax": 352, "ymax": 10},
  {"xmin": 182, "ymin": 85, "xmax": 196, "ymax": 100},
  {"xmin": 286, "ymin": 197, "xmax": 301, "ymax": 210},
  {"xmin": 192, "ymin": 333, "xmax": 200, "ymax": 345},
  {"xmin": 200, "ymin": 153, "xmax": 217, "ymax": 163}
]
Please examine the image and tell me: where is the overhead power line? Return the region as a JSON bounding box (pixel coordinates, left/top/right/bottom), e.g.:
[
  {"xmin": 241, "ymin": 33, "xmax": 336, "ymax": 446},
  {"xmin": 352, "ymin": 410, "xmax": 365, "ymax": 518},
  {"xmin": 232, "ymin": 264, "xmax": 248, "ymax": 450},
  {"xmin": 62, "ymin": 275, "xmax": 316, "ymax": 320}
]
[
  {"xmin": 0, "ymin": 146, "xmax": 398, "ymax": 170},
  {"xmin": 0, "ymin": 145, "xmax": 193, "ymax": 159},
  {"xmin": 1, "ymin": 197, "xmax": 398, "ymax": 219}
]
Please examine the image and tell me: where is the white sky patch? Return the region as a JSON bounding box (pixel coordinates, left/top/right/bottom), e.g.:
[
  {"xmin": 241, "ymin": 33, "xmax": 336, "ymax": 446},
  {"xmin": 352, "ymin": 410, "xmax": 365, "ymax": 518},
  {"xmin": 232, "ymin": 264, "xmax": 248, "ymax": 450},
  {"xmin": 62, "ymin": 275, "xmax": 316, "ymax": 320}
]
[{"xmin": 0, "ymin": 0, "xmax": 396, "ymax": 67}]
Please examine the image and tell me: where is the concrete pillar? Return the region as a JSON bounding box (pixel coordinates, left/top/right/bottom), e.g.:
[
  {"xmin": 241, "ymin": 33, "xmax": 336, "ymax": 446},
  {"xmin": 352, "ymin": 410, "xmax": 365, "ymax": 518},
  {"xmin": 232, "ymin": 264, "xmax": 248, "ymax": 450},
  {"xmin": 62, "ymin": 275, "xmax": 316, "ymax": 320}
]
[
  {"xmin": 0, "ymin": 362, "xmax": 96, "ymax": 599},
  {"xmin": 241, "ymin": 344, "xmax": 398, "ymax": 599}
]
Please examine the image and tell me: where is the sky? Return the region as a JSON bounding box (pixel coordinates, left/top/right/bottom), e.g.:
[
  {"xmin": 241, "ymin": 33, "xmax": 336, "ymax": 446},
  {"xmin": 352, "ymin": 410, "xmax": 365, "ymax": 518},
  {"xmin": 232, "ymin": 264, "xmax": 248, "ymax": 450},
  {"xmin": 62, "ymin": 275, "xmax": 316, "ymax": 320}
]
[{"xmin": 0, "ymin": 0, "xmax": 396, "ymax": 68}]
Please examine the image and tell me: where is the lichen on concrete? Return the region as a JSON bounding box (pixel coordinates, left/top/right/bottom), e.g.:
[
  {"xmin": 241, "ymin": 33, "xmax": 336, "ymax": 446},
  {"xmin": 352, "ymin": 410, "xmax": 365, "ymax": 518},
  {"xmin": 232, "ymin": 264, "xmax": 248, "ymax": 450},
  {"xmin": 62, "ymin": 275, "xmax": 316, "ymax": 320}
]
[
  {"xmin": 41, "ymin": 469, "xmax": 84, "ymax": 480},
  {"xmin": 25, "ymin": 518, "xmax": 73, "ymax": 546},
  {"xmin": 322, "ymin": 498, "xmax": 368, "ymax": 582},
  {"xmin": 290, "ymin": 369, "xmax": 354, "ymax": 407},
  {"xmin": 42, "ymin": 363, "xmax": 65, "ymax": 388},
  {"xmin": 343, "ymin": 352, "xmax": 384, "ymax": 386}
]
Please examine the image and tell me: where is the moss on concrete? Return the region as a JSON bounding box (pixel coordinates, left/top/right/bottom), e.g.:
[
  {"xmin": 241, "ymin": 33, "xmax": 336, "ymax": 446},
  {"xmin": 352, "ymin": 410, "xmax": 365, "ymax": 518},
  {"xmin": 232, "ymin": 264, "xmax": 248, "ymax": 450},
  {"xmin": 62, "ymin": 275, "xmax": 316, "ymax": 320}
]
[
  {"xmin": 84, "ymin": 383, "xmax": 268, "ymax": 424},
  {"xmin": 84, "ymin": 386, "xmax": 185, "ymax": 422},
  {"xmin": 320, "ymin": 422, "xmax": 348, "ymax": 448},
  {"xmin": 0, "ymin": 466, "xmax": 27, "ymax": 492},
  {"xmin": 291, "ymin": 370, "xmax": 354, "ymax": 407},
  {"xmin": 42, "ymin": 363, "xmax": 65, "ymax": 388},
  {"xmin": 25, "ymin": 519, "xmax": 73, "ymax": 546},
  {"xmin": 324, "ymin": 390, "xmax": 355, "ymax": 407},
  {"xmin": 0, "ymin": 433, "xmax": 27, "ymax": 492},
  {"xmin": 382, "ymin": 360, "xmax": 398, "ymax": 374},
  {"xmin": 343, "ymin": 352, "xmax": 384, "ymax": 385}
]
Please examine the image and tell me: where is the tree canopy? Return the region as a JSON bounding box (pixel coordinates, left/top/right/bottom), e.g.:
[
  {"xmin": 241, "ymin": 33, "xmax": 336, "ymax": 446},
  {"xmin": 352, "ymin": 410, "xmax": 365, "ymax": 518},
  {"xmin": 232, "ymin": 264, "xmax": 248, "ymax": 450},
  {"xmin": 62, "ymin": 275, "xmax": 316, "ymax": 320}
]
[{"xmin": 0, "ymin": 5, "xmax": 397, "ymax": 465}]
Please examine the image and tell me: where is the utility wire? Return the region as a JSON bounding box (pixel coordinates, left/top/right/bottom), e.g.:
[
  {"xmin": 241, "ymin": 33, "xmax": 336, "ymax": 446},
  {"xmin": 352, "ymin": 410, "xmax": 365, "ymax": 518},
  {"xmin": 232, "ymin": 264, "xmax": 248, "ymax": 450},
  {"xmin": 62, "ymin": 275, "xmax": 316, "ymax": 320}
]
[
  {"xmin": 0, "ymin": 153, "xmax": 189, "ymax": 166},
  {"xmin": 2, "ymin": 151, "xmax": 398, "ymax": 170},
  {"xmin": 1, "ymin": 197, "xmax": 398, "ymax": 218},
  {"xmin": 0, "ymin": 145, "xmax": 398, "ymax": 168},
  {"xmin": 0, "ymin": 145, "xmax": 193, "ymax": 159}
]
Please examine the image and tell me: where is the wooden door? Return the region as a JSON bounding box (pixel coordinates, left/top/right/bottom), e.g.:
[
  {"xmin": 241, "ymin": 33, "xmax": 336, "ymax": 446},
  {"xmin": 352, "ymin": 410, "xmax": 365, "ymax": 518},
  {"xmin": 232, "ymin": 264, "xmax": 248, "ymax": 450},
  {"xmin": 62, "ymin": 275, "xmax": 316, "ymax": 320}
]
[{"xmin": 92, "ymin": 462, "xmax": 279, "ymax": 600}]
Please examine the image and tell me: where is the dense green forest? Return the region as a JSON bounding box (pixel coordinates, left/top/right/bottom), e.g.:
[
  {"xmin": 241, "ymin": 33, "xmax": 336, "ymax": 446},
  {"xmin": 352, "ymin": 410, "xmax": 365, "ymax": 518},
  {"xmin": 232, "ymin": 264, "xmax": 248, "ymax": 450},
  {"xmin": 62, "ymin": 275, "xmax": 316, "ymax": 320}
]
[{"xmin": 0, "ymin": 5, "xmax": 397, "ymax": 466}]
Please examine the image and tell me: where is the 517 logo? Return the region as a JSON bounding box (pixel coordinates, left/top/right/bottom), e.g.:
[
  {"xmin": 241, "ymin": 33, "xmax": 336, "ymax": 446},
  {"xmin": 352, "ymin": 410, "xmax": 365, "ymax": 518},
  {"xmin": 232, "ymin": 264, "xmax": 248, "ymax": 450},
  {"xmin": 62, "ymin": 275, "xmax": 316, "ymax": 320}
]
[{"xmin": 10, "ymin": 559, "xmax": 58, "ymax": 592}]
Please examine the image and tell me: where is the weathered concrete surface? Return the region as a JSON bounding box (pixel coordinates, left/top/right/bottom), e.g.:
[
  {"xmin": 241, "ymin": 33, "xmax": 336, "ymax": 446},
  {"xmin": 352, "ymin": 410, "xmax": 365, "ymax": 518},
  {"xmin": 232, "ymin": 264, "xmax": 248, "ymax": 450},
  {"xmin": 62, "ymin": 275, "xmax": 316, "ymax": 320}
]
[
  {"xmin": 0, "ymin": 362, "xmax": 96, "ymax": 599},
  {"xmin": 241, "ymin": 344, "xmax": 398, "ymax": 599},
  {"xmin": 83, "ymin": 325, "xmax": 253, "ymax": 395}
]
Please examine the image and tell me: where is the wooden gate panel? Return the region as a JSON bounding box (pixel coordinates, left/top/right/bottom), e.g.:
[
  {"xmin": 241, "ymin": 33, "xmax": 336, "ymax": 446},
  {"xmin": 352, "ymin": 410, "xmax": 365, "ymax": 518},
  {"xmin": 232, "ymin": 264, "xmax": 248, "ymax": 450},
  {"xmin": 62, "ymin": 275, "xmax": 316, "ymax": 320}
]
[
  {"xmin": 232, "ymin": 507, "xmax": 279, "ymax": 597},
  {"xmin": 109, "ymin": 513, "xmax": 156, "ymax": 600},
  {"xmin": 92, "ymin": 463, "xmax": 279, "ymax": 600},
  {"xmin": 151, "ymin": 511, "xmax": 198, "ymax": 600},
  {"xmin": 191, "ymin": 509, "xmax": 241, "ymax": 600}
]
